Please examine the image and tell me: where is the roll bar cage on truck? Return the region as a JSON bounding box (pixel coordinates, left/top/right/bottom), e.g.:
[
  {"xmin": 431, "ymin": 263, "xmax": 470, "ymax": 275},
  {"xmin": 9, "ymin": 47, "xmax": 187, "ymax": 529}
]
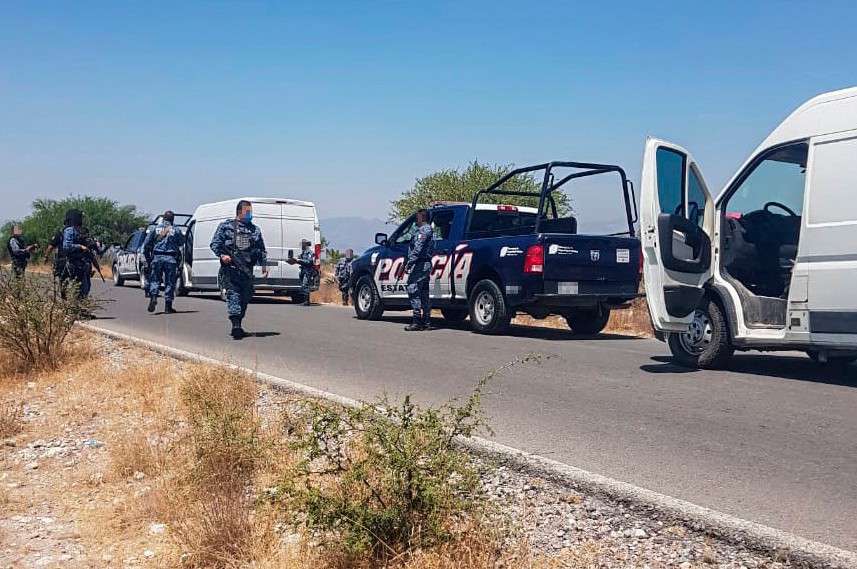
[{"xmin": 350, "ymin": 160, "xmax": 643, "ymax": 334}]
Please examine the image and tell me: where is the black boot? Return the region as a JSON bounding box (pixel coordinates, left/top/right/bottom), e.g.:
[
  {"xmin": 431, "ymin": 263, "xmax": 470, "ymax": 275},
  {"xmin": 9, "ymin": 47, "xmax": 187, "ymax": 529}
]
[
  {"xmin": 164, "ymin": 301, "xmax": 176, "ymax": 314},
  {"xmin": 230, "ymin": 316, "xmax": 245, "ymax": 340},
  {"xmin": 147, "ymin": 295, "xmax": 157, "ymax": 313},
  {"xmin": 404, "ymin": 317, "xmax": 425, "ymax": 332},
  {"xmin": 422, "ymin": 316, "xmax": 434, "ymax": 331}
]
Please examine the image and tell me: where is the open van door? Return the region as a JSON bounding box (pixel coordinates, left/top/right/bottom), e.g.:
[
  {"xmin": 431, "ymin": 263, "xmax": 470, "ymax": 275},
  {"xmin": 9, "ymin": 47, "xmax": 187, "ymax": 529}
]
[{"xmin": 641, "ymin": 138, "xmax": 715, "ymax": 332}]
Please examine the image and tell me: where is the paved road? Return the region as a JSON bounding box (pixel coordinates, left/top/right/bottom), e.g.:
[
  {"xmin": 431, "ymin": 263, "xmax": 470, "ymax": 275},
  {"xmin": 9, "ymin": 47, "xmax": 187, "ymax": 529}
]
[{"xmin": 89, "ymin": 282, "xmax": 857, "ymax": 552}]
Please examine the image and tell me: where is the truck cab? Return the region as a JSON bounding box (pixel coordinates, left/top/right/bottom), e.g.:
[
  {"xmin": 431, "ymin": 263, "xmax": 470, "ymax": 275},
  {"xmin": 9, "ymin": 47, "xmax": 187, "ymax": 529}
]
[
  {"xmin": 350, "ymin": 161, "xmax": 642, "ymax": 334},
  {"xmin": 642, "ymin": 86, "xmax": 857, "ymax": 368}
]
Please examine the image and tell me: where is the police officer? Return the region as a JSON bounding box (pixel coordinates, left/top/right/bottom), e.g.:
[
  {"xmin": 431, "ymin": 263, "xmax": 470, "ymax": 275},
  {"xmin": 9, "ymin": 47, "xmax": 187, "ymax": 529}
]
[
  {"xmin": 288, "ymin": 239, "xmax": 316, "ymax": 306},
  {"xmin": 7, "ymin": 225, "xmax": 37, "ymax": 278},
  {"xmin": 397, "ymin": 209, "xmax": 435, "ymax": 331},
  {"xmin": 61, "ymin": 209, "xmax": 92, "ymax": 300},
  {"xmin": 45, "ymin": 221, "xmax": 69, "ymax": 296},
  {"xmin": 334, "ymin": 248, "xmax": 354, "ymax": 305},
  {"xmin": 210, "ymin": 200, "xmax": 268, "ymax": 339},
  {"xmin": 144, "ymin": 210, "xmax": 185, "ymax": 314},
  {"xmin": 141, "ymin": 225, "xmax": 154, "ymax": 298}
]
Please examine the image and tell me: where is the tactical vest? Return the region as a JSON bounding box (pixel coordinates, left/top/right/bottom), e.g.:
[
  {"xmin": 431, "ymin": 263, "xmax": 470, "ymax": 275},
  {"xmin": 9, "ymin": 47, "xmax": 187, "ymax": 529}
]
[{"xmin": 232, "ymin": 221, "xmax": 255, "ymax": 277}]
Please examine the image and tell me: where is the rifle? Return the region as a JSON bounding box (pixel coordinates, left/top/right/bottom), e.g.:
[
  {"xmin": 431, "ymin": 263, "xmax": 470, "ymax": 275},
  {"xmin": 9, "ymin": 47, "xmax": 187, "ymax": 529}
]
[{"xmin": 84, "ymin": 239, "xmax": 106, "ymax": 282}]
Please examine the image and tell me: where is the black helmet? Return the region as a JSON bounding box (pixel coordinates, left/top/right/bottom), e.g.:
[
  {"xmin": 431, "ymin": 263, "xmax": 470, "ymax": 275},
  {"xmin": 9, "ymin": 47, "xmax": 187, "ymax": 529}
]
[{"xmin": 65, "ymin": 209, "xmax": 83, "ymax": 227}]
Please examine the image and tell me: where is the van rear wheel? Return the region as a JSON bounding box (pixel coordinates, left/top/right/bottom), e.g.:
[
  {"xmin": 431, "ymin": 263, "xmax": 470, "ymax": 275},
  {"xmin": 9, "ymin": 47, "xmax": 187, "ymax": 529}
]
[
  {"xmin": 354, "ymin": 275, "xmax": 384, "ymax": 320},
  {"xmin": 667, "ymin": 298, "xmax": 733, "ymax": 369}
]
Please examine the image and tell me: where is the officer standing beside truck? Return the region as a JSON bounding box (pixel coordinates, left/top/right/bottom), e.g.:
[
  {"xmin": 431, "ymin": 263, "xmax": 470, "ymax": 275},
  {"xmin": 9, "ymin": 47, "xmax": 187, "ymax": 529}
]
[
  {"xmin": 288, "ymin": 238, "xmax": 317, "ymax": 306},
  {"xmin": 143, "ymin": 210, "xmax": 184, "ymax": 314},
  {"xmin": 210, "ymin": 200, "xmax": 268, "ymax": 339},
  {"xmin": 398, "ymin": 209, "xmax": 435, "ymax": 331},
  {"xmin": 335, "ymin": 248, "xmax": 354, "ymax": 305},
  {"xmin": 61, "ymin": 209, "xmax": 92, "ymax": 300}
]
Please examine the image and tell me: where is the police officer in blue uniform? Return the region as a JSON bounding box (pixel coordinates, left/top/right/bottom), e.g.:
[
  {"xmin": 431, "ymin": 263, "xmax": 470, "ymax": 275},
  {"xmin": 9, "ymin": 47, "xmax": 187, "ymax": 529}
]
[
  {"xmin": 7, "ymin": 225, "xmax": 37, "ymax": 278},
  {"xmin": 288, "ymin": 238, "xmax": 316, "ymax": 306},
  {"xmin": 61, "ymin": 209, "xmax": 92, "ymax": 300},
  {"xmin": 334, "ymin": 248, "xmax": 354, "ymax": 305},
  {"xmin": 210, "ymin": 200, "xmax": 268, "ymax": 339},
  {"xmin": 398, "ymin": 209, "xmax": 435, "ymax": 331},
  {"xmin": 144, "ymin": 210, "xmax": 185, "ymax": 314}
]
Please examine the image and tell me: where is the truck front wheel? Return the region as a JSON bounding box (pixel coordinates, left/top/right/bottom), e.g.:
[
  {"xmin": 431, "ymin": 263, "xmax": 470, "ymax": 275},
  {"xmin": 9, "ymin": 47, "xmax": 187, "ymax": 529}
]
[
  {"xmin": 667, "ymin": 298, "xmax": 734, "ymax": 369},
  {"xmin": 469, "ymin": 279, "xmax": 511, "ymax": 335},
  {"xmin": 565, "ymin": 307, "xmax": 611, "ymax": 335},
  {"xmin": 354, "ymin": 275, "xmax": 384, "ymax": 320}
]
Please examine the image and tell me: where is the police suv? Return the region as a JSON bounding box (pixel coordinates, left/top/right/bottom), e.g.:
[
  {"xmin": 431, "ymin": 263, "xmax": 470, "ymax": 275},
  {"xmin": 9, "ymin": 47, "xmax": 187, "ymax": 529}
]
[
  {"xmin": 111, "ymin": 214, "xmax": 192, "ymax": 292},
  {"xmin": 350, "ymin": 161, "xmax": 642, "ymax": 334}
]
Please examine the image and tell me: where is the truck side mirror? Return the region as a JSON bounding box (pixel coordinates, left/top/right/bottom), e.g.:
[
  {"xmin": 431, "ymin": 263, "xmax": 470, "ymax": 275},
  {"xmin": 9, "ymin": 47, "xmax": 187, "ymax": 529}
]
[{"xmin": 375, "ymin": 232, "xmax": 388, "ymax": 246}]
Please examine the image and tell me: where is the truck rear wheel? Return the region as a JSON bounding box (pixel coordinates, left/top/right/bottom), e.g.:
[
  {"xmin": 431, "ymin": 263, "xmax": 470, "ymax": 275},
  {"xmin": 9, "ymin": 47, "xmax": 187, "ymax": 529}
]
[
  {"xmin": 667, "ymin": 298, "xmax": 733, "ymax": 369},
  {"xmin": 469, "ymin": 279, "xmax": 511, "ymax": 335},
  {"xmin": 440, "ymin": 308, "xmax": 468, "ymax": 323},
  {"xmin": 354, "ymin": 275, "xmax": 384, "ymax": 320},
  {"xmin": 565, "ymin": 307, "xmax": 611, "ymax": 335}
]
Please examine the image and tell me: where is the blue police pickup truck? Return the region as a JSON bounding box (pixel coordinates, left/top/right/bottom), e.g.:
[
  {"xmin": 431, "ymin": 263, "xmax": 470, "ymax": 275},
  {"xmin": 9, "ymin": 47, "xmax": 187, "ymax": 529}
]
[{"xmin": 350, "ymin": 161, "xmax": 642, "ymax": 335}]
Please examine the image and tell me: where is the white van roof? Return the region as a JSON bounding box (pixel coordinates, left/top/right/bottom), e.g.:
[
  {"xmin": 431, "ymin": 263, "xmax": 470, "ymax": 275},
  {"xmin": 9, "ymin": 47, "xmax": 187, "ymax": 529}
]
[
  {"xmin": 192, "ymin": 196, "xmax": 317, "ymax": 221},
  {"xmin": 760, "ymin": 86, "xmax": 857, "ymax": 148}
]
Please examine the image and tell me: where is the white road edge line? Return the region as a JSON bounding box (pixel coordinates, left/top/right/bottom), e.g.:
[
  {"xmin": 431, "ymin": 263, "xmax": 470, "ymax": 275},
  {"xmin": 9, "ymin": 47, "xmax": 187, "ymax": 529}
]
[{"xmin": 81, "ymin": 322, "xmax": 857, "ymax": 569}]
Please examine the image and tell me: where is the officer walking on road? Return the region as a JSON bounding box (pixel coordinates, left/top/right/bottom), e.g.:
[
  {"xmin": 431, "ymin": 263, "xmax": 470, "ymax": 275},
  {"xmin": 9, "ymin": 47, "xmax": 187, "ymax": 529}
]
[
  {"xmin": 289, "ymin": 238, "xmax": 316, "ymax": 306},
  {"xmin": 334, "ymin": 248, "xmax": 354, "ymax": 306},
  {"xmin": 7, "ymin": 225, "xmax": 37, "ymax": 278},
  {"xmin": 61, "ymin": 209, "xmax": 92, "ymax": 301},
  {"xmin": 210, "ymin": 200, "xmax": 268, "ymax": 339},
  {"xmin": 398, "ymin": 209, "xmax": 434, "ymax": 331},
  {"xmin": 144, "ymin": 210, "xmax": 185, "ymax": 314}
]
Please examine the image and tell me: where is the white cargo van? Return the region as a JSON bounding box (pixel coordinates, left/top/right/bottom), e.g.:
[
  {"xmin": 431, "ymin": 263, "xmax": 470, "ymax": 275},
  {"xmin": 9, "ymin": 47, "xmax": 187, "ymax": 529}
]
[
  {"xmin": 179, "ymin": 197, "xmax": 321, "ymax": 301},
  {"xmin": 642, "ymin": 86, "xmax": 857, "ymax": 369}
]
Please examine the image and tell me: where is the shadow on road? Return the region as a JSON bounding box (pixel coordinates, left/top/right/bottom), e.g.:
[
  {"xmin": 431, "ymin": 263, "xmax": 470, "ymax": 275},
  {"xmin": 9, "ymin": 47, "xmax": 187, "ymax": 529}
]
[
  {"xmin": 641, "ymin": 355, "xmax": 857, "ymax": 386},
  {"xmin": 374, "ymin": 314, "xmax": 641, "ymax": 341},
  {"xmin": 247, "ymin": 331, "xmax": 281, "ymax": 338}
]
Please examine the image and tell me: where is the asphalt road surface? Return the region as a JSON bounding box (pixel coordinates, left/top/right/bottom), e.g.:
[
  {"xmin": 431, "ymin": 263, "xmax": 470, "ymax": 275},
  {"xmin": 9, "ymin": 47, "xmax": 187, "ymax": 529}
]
[{"xmin": 90, "ymin": 282, "xmax": 857, "ymax": 552}]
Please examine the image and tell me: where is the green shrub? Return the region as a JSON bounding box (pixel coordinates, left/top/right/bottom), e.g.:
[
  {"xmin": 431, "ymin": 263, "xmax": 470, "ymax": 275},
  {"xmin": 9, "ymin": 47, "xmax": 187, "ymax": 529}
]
[
  {"xmin": 276, "ymin": 355, "xmax": 541, "ymax": 561},
  {"xmin": 0, "ymin": 271, "xmax": 96, "ymax": 370}
]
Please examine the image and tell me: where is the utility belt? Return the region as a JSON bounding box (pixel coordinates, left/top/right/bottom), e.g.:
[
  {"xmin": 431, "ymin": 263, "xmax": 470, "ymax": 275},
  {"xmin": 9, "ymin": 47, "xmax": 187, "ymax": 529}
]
[{"xmin": 152, "ymin": 250, "xmax": 180, "ymax": 259}]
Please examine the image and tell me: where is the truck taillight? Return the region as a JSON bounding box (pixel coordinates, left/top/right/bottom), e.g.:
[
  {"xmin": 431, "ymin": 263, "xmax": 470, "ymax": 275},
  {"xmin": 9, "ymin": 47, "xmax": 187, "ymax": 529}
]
[
  {"xmin": 315, "ymin": 243, "xmax": 321, "ymax": 268},
  {"xmin": 523, "ymin": 244, "xmax": 544, "ymax": 274}
]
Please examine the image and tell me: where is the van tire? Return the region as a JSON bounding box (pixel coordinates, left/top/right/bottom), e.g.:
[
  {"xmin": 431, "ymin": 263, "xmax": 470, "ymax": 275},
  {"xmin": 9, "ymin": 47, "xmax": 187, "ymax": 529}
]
[
  {"xmin": 112, "ymin": 263, "xmax": 124, "ymax": 286},
  {"xmin": 440, "ymin": 308, "xmax": 468, "ymax": 323},
  {"xmin": 667, "ymin": 298, "xmax": 733, "ymax": 369},
  {"xmin": 469, "ymin": 279, "xmax": 511, "ymax": 335},
  {"xmin": 565, "ymin": 307, "xmax": 611, "ymax": 335},
  {"xmin": 354, "ymin": 275, "xmax": 384, "ymax": 320}
]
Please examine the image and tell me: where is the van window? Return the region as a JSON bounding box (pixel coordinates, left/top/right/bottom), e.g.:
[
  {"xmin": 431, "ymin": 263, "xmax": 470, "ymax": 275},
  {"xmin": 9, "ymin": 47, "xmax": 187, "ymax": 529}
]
[
  {"xmin": 655, "ymin": 147, "xmax": 685, "ymax": 216},
  {"xmin": 725, "ymin": 143, "xmax": 808, "ymax": 217},
  {"xmin": 807, "ymin": 136, "xmax": 857, "ymax": 225}
]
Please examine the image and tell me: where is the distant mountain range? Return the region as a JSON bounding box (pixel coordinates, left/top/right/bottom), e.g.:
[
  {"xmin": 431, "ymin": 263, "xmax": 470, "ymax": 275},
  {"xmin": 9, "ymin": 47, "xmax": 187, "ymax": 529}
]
[{"xmin": 320, "ymin": 216, "xmax": 395, "ymax": 255}]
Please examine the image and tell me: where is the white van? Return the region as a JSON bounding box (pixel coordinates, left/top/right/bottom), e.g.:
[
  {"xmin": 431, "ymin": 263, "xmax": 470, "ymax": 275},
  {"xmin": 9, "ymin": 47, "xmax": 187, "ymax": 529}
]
[
  {"xmin": 179, "ymin": 197, "xmax": 321, "ymax": 301},
  {"xmin": 642, "ymin": 86, "xmax": 857, "ymax": 369}
]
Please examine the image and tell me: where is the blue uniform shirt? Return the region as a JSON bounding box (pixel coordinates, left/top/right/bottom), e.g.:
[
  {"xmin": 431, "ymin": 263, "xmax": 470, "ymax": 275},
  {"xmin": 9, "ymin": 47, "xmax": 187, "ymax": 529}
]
[
  {"xmin": 210, "ymin": 219, "xmax": 267, "ymax": 278},
  {"xmin": 62, "ymin": 227, "xmax": 86, "ymax": 257},
  {"xmin": 144, "ymin": 221, "xmax": 184, "ymax": 257},
  {"xmin": 406, "ymin": 223, "xmax": 435, "ymax": 273}
]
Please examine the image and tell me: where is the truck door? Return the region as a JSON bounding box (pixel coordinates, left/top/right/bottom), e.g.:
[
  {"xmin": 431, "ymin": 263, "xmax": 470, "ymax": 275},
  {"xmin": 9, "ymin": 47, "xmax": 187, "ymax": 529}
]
[
  {"xmin": 429, "ymin": 209, "xmax": 456, "ymax": 300},
  {"xmin": 641, "ymin": 138, "xmax": 715, "ymax": 332},
  {"xmin": 375, "ymin": 215, "xmax": 416, "ymax": 300}
]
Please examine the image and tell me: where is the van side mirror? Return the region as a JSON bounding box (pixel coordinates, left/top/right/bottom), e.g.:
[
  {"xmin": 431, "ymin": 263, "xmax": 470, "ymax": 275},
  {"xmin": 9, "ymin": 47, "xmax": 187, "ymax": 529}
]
[{"xmin": 375, "ymin": 232, "xmax": 388, "ymax": 246}]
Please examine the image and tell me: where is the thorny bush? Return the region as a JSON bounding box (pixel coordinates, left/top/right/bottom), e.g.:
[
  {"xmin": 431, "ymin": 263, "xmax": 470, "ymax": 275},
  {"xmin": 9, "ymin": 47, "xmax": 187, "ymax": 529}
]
[
  {"xmin": 274, "ymin": 355, "xmax": 543, "ymax": 562},
  {"xmin": 0, "ymin": 271, "xmax": 98, "ymax": 370}
]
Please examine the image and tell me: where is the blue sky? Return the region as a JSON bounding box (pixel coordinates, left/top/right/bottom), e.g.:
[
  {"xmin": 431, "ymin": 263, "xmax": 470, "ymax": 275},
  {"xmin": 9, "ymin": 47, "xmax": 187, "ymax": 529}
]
[{"xmin": 2, "ymin": 1, "xmax": 855, "ymax": 225}]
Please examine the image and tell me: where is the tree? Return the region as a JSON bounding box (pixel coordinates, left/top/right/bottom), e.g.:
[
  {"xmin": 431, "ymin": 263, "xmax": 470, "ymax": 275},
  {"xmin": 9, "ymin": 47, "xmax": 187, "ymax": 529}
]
[
  {"xmin": 390, "ymin": 160, "xmax": 571, "ymax": 221},
  {"xmin": 1, "ymin": 196, "xmax": 149, "ymax": 261}
]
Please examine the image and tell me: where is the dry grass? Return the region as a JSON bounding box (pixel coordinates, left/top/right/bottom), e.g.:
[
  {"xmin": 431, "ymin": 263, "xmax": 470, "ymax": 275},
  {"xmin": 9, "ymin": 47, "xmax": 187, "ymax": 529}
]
[{"xmin": 0, "ymin": 397, "xmax": 23, "ymax": 439}]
